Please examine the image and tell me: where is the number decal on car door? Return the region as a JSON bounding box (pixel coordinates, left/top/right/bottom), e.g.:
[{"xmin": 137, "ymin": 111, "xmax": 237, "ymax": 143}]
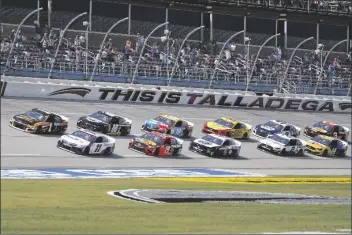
[
  {"xmin": 111, "ymin": 124, "xmax": 119, "ymax": 132},
  {"xmin": 95, "ymin": 144, "xmax": 102, "ymax": 152},
  {"xmin": 164, "ymin": 146, "xmax": 171, "ymax": 153}
]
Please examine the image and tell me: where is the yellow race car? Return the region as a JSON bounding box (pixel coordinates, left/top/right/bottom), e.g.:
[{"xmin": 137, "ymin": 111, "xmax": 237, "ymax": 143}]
[
  {"xmin": 305, "ymin": 135, "xmax": 348, "ymax": 157},
  {"xmin": 202, "ymin": 117, "xmax": 252, "ymax": 139}
]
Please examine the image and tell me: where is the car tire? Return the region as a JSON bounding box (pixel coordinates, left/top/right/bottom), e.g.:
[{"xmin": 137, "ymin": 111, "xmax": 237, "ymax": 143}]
[
  {"xmin": 229, "ymin": 149, "xmax": 239, "ymax": 158},
  {"xmin": 242, "ymin": 132, "xmax": 248, "ymax": 139},
  {"xmin": 84, "ymin": 147, "xmax": 90, "ymax": 155},
  {"xmin": 297, "ymin": 149, "xmax": 304, "ymax": 156},
  {"xmin": 172, "ymin": 148, "xmax": 180, "ymax": 156},
  {"xmin": 35, "ymin": 126, "xmax": 42, "ymax": 134},
  {"xmin": 154, "ymin": 147, "xmax": 160, "ymax": 156},
  {"xmin": 120, "ymin": 128, "xmax": 128, "ymax": 136},
  {"xmin": 57, "ymin": 140, "xmax": 62, "ymax": 148},
  {"xmin": 209, "ymin": 149, "xmax": 217, "ymax": 157},
  {"xmin": 322, "ymin": 150, "xmax": 328, "ymax": 157},
  {"xmin": 104, "ymin": 146, "xmax": 115, "ymax": 156},
  {"xmin": 280, "ymin": 149, "xmax": 286, "ymax": 156},
  {"xmin": 183, "ymin": 129, "xmax": 189, "ymax": 138}
]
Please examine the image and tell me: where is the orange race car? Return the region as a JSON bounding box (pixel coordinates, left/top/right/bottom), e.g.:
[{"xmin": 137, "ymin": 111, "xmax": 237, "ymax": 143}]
[{"xmin": 9, "ymin": 108, "xmax": 68, "ymax": 134}]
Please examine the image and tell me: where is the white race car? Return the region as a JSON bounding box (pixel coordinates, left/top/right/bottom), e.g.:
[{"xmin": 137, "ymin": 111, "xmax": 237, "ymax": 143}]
[
  {"xmin": 57, "ymin": 129, "xmax": 115, "ymax": 155},
  {"xmin": 257, "ymin": 133, "xmax": 305, "ymax": 156}
]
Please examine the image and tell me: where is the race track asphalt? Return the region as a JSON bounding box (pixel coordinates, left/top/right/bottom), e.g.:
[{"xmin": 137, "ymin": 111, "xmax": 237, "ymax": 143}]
[{"xmin": 1, "ymin": 98, "xmax": 351, "ymax": 176}]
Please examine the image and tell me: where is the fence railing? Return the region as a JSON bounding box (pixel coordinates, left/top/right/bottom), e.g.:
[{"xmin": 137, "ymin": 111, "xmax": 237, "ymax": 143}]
[{"xmin": 3, "ymin": 57, "xmax": 350, "ymax": 94}]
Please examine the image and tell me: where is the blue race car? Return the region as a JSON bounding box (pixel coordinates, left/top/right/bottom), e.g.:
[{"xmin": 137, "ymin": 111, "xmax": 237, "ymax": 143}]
[{"xmin": 252, "ymin": 120, "xmax": 301, "ymax": 138}]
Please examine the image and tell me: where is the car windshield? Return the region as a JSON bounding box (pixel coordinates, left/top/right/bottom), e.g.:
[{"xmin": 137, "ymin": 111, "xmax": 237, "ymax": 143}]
[
  {"xmin": 154, "ymin": 116, "xmax": 174, "ymax": 126},
  {"xmin": 263, "ymin": 121, "xmax": 283, "ymax": 131},
  {"xmin": 313, "ymin": 121, "xmax": 333, "ymax": 133},
  {"xmin": 268, "ymin": 134, "xmax": 290, "ymax": 145},
  {"xmin": 71, "ymin": 130, "xmax": 96, "ymax": 142},
  {"xmin": 141, "ymin": 133, "xmax": 164, "ymax": 144},
  {"xmin": 23, "ymin": 111, "xmax": 47, "ymax": 121},
  {"xmin": 214, "ymin": 119, "xmax": 234, "ymax": 128},
  {"xmin": 312, "ymin": 136, "xmax": 332, "ymax": 146},
  {"xmin": 201, "ymin": 135, "xmax": 224, "ymax": 145},
  {"xmin": 90, "ymin": 112, "xmax": 112, "ymax": 123}
]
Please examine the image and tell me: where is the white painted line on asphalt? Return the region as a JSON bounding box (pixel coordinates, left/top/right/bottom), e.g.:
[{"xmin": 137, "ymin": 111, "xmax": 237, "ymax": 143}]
[{"xmin": 2, "ymin": 153, "xmax": 41, "ymax": 156}]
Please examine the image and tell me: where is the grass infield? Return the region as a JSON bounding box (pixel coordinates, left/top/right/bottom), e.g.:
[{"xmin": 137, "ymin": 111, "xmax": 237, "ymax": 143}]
[{"xmin": 1, "ymin": 177, "xmax": 351, "ymax": 234}]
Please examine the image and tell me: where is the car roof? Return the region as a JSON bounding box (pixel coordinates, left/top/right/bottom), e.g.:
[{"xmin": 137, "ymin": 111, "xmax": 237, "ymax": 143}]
[
  {"xmin": 161, "ymin": 114, "xmax": 180, "ymax": 121},
  {"xmin": 319, "ymin": 121, "xmax": 336, "ymax": 126},
  {"xmin": 271, "ymin": 120, "xmax": 288, "ymax": 125},
  {"xmin": 275, "ymin": 133, "xmax": 293, "ymax": 139},
  {"xmin": 76, "ymin": 129, "xmax": 99, "ymax": 137},
  {"xmin": 220, "ymin": 117, "xmax": 239, "ymax": 124},
  {"xmin": 32, "ymin": 108, "xmax": 50, "ymax": 115},
  {"xmin": 208, "ymin": 134, "xmax": 228, "ymax": 141},
  {"xmin": 317, "ymin": 135, "xmax": 336, "ymax": 141},
  {"xmin": 143, "ymin": 131, "xmax": 169, "ymax": 139}
]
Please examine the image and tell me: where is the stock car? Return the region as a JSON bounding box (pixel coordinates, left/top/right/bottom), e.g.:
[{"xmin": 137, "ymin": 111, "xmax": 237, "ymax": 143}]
[
  {"xmin": 305, "ymin": 135, "xmax": 348, "ymax": 157},
  {"xmin": 189, "ymin": 134, "xmax": 242, "ymax": 158},
  {"xmin": 252, "ymin": 120, "xmax": 301, "ymax": 138},
  {"xmin": 202, "ymin": 117, "xmax": 252, "ymax": 139},
  {"xmin": 57, "ymin": 129, "xmax": 116, "ymax": 155},
  {"xmin": 128, "ymin": 132, "xmax": 183, "ymax": 157},
  {"xmin": 77, "ymin": 111, "xmax": 132, "ymax": 136},
  {"xmin": 304, "ymin": 121, "xmax": 350, "ymax": 141},
  {"xmin": 9, "ymin": 108, "xmax": 68, "ymax": 134},
  {"xmin": 141, "ymin": 114, "xmax": 194, "ymax": 138},
  {"xmin": 257, "ymin": 134, "xmax": 305, "ymax": 156}
]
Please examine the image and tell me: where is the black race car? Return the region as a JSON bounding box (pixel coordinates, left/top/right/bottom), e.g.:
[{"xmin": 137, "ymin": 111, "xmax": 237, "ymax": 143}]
[
  {"xmin": 189, "ymin": 134, "xmax": 242, "ymax": 158},
  {"xmin": 77, "ymin": 111, "xmax": 132, "ymax": 136},
  {"xmin": 304, "ymin": 121, "xmax": 350, "ymax": 141}
]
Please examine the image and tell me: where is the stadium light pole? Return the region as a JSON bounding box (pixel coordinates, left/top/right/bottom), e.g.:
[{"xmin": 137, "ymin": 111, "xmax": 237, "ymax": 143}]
[
  {"xmin": 208, "ymin": 30, "xmax": 245, "ymax": 89},
  {"xmin": 3, "ymin": 8, "xmax": 43, "ymax": 76},
  {"xmin": 168, "ymin": 26, "xmax": 205, "ymax": 86},
  {"xmin": 245, "ymin": 33, "xmax": 280, "ymax": 91},
  {"xmin": 131, "ymin": 22, "xmax": 169, "ymax": 84},
  {"xmin": 90, "ymin": 17, "xmax": 129, "ymax": 82},
  {"xmin": 48, "ymin": 12, "xmax": 87, "ymax": 79},
  {"xmin": 83, "ymin": 21, "xmax": 91, "ymax": 80},
  {"xmin": 279, "ymin": 37, "xmax": 314, "ymax": 93},
  {"xmin": 314, "ymin": 39, "xmax": 347, "ymax": 95}
]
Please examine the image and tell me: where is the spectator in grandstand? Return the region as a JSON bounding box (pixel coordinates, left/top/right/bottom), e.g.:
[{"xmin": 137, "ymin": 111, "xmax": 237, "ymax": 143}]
[
  {"xmin": 135, "ymin": 33, "xmax": 144, "ymax": 53},
  {"xmin": 40, "ymin": 33, "xmax": 48, "ymax": 53},
  {"xmin": 124, "ymin": 39, "xmax": 133, "ymax": 61},
  {"xmin": 104, "ymin": 38, "xmax": 112, "ymax": 52},
  {"xmin": 269, "ymin": 46, "xmax": 282, "ymax": 62}
]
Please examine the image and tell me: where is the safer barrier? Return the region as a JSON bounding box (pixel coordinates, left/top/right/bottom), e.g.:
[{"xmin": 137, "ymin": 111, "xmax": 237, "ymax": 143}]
[{"xmin": 1, "ymin": 79, "xmax": 351, "ymax": 113}]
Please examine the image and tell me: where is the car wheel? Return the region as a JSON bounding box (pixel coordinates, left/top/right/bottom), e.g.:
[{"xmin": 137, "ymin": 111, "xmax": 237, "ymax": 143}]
[
  {"xmin": 35, "ymin": 126, "xmax": 42, "ymax": 134},
  {"xmin": 154, "ymin": 147, "xmax": 160, "ymax": 156},
  {"xmin": 338, "ymin": 150, "xmax": 346, "ymax": 157},
  {"xmin": 242, "ymin": 132, "xmax": 248, "ymax": 139},
  {"xmin": 104, "ymin": 146, "xmax": 115, "ymax": 156},
  {"xmin": 280, "ymin": 149, "xmax": 286, "ymax": 156},
  {"xmin": 297, "ymin": 149, "xmax": 304, "ymax": 156},
  {"xmin": 172, "ymin": 148, "xmax": 180, "ymax": 156},
  {"xmin": 183, "ymin": 129, "xmax": 189, "ymax": 138},
  {"xmin": 57, "ymin": 140, "xmax": 62, "ymax": 148},
  {"xmin": 322, "ymin": 150, "xmax": 328, "ymax": 157},
  {"xmin": 84, "ymin": 146, "xmax": 90, "ymax": 155},
  {"xmin": 120, "ymin": 128, "xmax": 128, "ymax": 136},
  {"xmin": 229, "ymin": 149, "xmax": 239, "ymax": 158},
  {"xmin": 209, "ymin": 149, "xmax": 216, "ymax": 157}
]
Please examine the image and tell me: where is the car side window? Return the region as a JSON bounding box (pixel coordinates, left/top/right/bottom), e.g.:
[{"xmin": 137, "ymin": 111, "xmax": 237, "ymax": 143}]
[
  {"xmin": 102, "ymin": 137, "xmax": 109, "ymax": 143},
  {"xmin": 164, "ymin": 138, "xmax": 171, "ymax": 145},
  {"xmin": 338, "ymin": 126, "xmax": 344, "ymax": 133},
  {"xmin": 54, "ymin": 116, "xmax": 61, "ymax": 123},
  {"xmin": 174, "ymin": 121, "xmax": 183, "ymax": 127},
  {"xmin": 233, "ymin": 123, "xmax": 241, "ymax": 129},
  {"xmin": 95, "ymin": 137, "xmax": 103, "ymax": 143},
  {"xmin": 171, "ymin": 138, "xmax": 178, "ymax": 145},
  {"xmin": 296, "ymin": 140, "xmax": 302, "ymax": 146},
  {"xmin": 283, "ymin": 126, "xmax": 290, "ymax": 131},
  {"xmin": 118, "ymin": 118, "xmax": 126, "ymax": 124},
  {"xmin": 288, "ymin": 139, "xmax": 296, "ymax": 146},
  {"xmin": 223, "ymin": 140, "xmax": 230, "ymax": 146},
  {"xmin": 330, "ymin": 140, "xmax": 338, "ymax": 148}
]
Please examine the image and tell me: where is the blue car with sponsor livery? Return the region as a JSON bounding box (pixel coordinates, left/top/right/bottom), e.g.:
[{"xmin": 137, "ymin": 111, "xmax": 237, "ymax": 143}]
[
  {"xmin": 252, "ymin": 120, "xmax": 301, "ymax": 138},
  {"xmin": 141, "ymin": 114, "xmax": 194, "ymax": 138}
]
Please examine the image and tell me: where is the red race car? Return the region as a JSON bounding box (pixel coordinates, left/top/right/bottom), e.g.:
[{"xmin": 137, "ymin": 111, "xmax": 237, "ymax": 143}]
[{"xmin": 128, "ymin": 132, "xmax": 184, "ymax": 157}]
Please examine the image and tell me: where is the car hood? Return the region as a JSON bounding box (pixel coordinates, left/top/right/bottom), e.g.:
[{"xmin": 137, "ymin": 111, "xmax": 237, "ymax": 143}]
[
  {"xmin": 306, "ymin": 126, "xmax": 328, "ymax": 134},
  {"xmin": 260, "ymin": 138, "xmax": 286, "ymax": 148},
  {"xmin": 306, "ymin": 140, "xmax": 326, "ymax": 149},
  {"xmin": 193, "ymin": 138, "xmax": 221, "ymax": 148},
  {"xmin": 255, "ymin": 124, "xmax": 280, "ymax": 133},
  {"xmin": 145, "ymin": 119, "xmax": 170, "ymax": 129},
  {"xmin": 134, "ymin": 137, "xmax": 158, "ymax": 147},
  {"xmin": 13, "ymin": 114, "xmax": 41, "ymax": 125},
  {"xmin": 61, "ymin": 135, "xmax": 90, "ymax": 146},
  {"xmin": 205, "ymin": 122, "xmax": 231, "ymax": 131}
]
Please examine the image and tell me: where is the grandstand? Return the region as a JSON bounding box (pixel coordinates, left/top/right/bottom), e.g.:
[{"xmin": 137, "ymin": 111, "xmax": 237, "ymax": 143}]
[{"xmin": 1, "ymin": 0, "xmax": 351, "ymax": 96}]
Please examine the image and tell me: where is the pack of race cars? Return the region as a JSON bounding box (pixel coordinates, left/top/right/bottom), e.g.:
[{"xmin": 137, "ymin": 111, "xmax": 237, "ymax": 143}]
[{"xmin": 8, "ymin": 108, "xmax": 350, "ymax": 158}]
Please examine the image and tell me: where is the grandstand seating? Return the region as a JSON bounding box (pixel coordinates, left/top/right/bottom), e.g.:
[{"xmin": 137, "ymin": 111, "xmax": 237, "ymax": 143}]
[{"xmin": 1, "ymin": 6, "xmax": 351, "ymax": 96}]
